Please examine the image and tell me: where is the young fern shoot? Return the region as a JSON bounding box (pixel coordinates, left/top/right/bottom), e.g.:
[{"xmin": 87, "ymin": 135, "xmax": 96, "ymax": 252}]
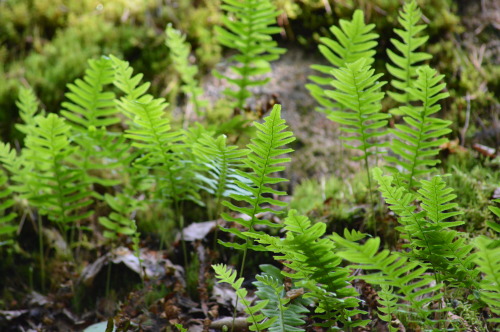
[
  {"xmin": 220, "ymin": 104, "xmax": 294, "ymax": 275},
  {"xmin": 307, "ymin": 10, "xmax": 378, "ymax": 114},
  {"xmin": 215, "ymin": 0, "xmax": 285, "ymax": 110},
  {"xmin": 165, "ymin": 25, "xmax": 207, "ymax": 116},
  {"xmin": 387, "ymin": 0, "xmax": 432, "ymax": 109}
]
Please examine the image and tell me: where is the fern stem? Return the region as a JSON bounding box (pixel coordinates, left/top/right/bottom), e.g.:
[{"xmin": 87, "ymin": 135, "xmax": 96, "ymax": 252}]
[{"xmin": 37, "ymin": 213, "xmax": 46, "ymax": 293}]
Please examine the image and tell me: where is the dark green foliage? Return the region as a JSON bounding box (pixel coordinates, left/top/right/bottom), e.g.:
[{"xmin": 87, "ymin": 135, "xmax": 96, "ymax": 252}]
[
  {"xmin": 220, "ymin": 105, "xmax": 294, "ymax": 251},
  {"xmin": 307, "ymin": 10, "xmax": 378, "ymax": 114},
  {"xmin": 386, "ymin": 0, "xmax": 432, "ymax": 106},
  {"xmin": 386, "ymin": 66, "xmax": 451, "ymax": 189},
  {"xmin": 215, "ymin": 0, "xmax": 285, "ymax": 109}
]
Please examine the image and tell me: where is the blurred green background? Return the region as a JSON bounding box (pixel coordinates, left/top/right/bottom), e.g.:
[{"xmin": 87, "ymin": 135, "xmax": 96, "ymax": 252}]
[{"xmin": 0, "ymin": 0, "xmax": 498, "ymax": 146}]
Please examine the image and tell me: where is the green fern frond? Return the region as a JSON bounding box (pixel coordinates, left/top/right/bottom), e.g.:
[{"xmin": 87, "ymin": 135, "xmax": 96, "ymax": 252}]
[
  {"xmin": 253, "ymin": 267, "xmax": 307, "ymax": 332},
  {"xmin": 474, "ymin": 236, "xmax": 500, "ymax": 322},
  {"xmin": 333, "ymin": 234, "xmax": 446, "ymax": 329},
  {"xmin": 99, "ymin": 193, "xmax": 142, "ymax": 240},
  {"xmin": 15, "ymin": 87, "xmax": 42, "ymax": 136},
  {"xmin": 110, "ymin": 55, "xmax": 151, "ymax": 102},
  {"xmin": 193, "ymin": 133, "xmax": 249, "ymax": 215},
  {"xmin": 326, "ymin": 58, "xmax": 389, "ymax": 161},
  {"xmin": 386, "ymin": 0, "xmax": 432, "ymax": 105},
  {"xmin": 377, "ymin": 285, "xmax": 399, "ymax": 332},
  {"xmin": 386, "ymin": 66, "xmax": 451, "ymax": 189},
  {"xmin": 0, "ymin": 169, "xmax": 17, "ymax": 248},
  {"xmin": 307, "ymin": 10, "xmax": 378, "ymax": 113},
  {"xmin": 165, "ymin": 24, "xmax": 207, "ymax": 116},
  {"xmin": 25, "ymin": 114, "xmax": 93, "ymax": 228},
  {"xmin": 220, "ymin": 104, "xmax": 293, "ymax": 252},
  {"xmin": 373, "ymin": 168, "xmax": 478, "ymax": 287},
  {"xmin": 215, "ymin": 0, "xmax": 285, "ymax": 109},
  {"xmin": 250, "ymin": 210, "xmax": 364, "ymax": 329},
  {"xmin": 61, "ymin": 57, "xmax": 118, "ymax": 131},
  {"xmin": 213, "ymin": 263, "xmax": 277, "ymax": 331}
]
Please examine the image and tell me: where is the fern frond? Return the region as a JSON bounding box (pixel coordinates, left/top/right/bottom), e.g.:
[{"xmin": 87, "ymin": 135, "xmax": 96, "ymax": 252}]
[
  {"xmin": 307, "ymin": 10, "xmax": 378, "ymax": 113},
  {"xmin": 333, "ymin": 234, "xmax": 446, "ymax": 329},
  {"xmin": 165, "ymin": 24, "xmax": 207, "ymax": 116},
  {"xmin": 386, "ymin": 66, "xmax": 451, "ymax": 189},
  {"xmin": 250, "ymin": 210, "xmax": 364, "ymax": 329},
  {"xmin": 25, "ymin": 114, "xmax": 93, "ymax": 228},
  {"xmin": 373, "ymin": 168, "xmax": 478, "ymax": 287},
  {"xmin": 220, "ymin": 104, "xmax": 294, "ymax": 251},
  {"xmin": 253, "ymin": 267, "xmax": 307, "ymax": 332},
  {"xmin": 213, "ymin": 263, "xmax": 277, "ymax": 331},
  {"xmin": 15, "ymin": 87, "xmax": 42, "ymax": 136},
  {"xmin": 474, "ymin": 236, "xmax": 500, "ymax": 322},
  {"xmin": 193, "ymin": 133, "xmax": 249, "ymax": 214},
  {"xmin": 61, "ymin": 57, "xmax": 118, "ymax": 131},
  {"xmin": 110, "ymin": 55, "xmax": 151, "ymax": 102},
  {"xmin": 215, "ymin": 0, "xmax": 285, "ymax": 109},
  {"xmin": 326, "ymin": 58, "xmax": 389, "ymax": 161},
  {"xmin": 99, "ymin": 193, "xmax": 142, "ymax": 240},
  {"xmin": 377, "ymin": 285, "xmax": 399, "ymax": 332},
  {"xmin": 0, "ymin": 169, "xmax": 17, "ymax": 248},
  {"xmin": 386, "ymin": 0, "xmax": 432, "ymax": 105}
]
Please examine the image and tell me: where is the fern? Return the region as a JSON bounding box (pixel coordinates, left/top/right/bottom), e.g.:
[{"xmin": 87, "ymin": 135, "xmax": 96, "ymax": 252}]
[
  {"xmin": 250, "ymin": 210, "xmax": 365, "ymax": 329},
  {"xmin": 213, "ymin": 263, "xmax": 277, "ymax": 331},
  {"xmin": 377, "ymin": 285, "xmax": 399, "ymax": 332},
  {"xmin": 307, "ymin": 10, "xmax": 378, "ymax": 114},
  {"xmin": 61, "ymin": 57, "xmax": 118, "ymax": 131},
  {"xmin": 373, "ymin": 168, "xmax": 478, "ymax": 287},
  {"xmin": 165, "ymin": 24, "xmax": 207, "ymax": 116},
  {"xmin": 474, "ymin": 236, "xmax": 500, "ymax": 323},
  {"xmin": 253, "ymin": 264, "xmax": 308, "ymax": 332},
  {"xmin": 0, "ymin": 169, "xmax": 17, "ymax": 248},
  {"xmin": 60, "ymin": 57, "xmax": 132, "ymax": 189},
  {"xmin": 332, "ymin": 234, "xmax": 446, "ymax": 329},
  {"xmin": 193, "ymin": 133, "xmax": 249, "ymax": 218},
  {"xmin": 386, "ymin": 66, "xmax": 451, "ymax": 189},
  {"xmin": 98, "ymin": 193, "xmax": 142, "ymax": 240},
  {"xmin": 110, "ymin": 54, "xmax": 151, "ymax": 102},
  {"xmin": 326, "ymin": 58, "xmax": 388, "ymax": 162},
  {"xmin": 15, "ymin": 86, "xmax": 42, "ymax": 136},
  {"xmin": 215, "ymin": 0, "xmax": 285, "ymax": 110},
  {"xmin": 24, "ymin": 114, "xmax": 93, "ymax": 230},
  {"xmin": 220, "ymin": 104, "xmax": 294, "ymax": 258},
  {"xmin": 386, "ymin": 0, "xmax": 432, "ymax": 106}
]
